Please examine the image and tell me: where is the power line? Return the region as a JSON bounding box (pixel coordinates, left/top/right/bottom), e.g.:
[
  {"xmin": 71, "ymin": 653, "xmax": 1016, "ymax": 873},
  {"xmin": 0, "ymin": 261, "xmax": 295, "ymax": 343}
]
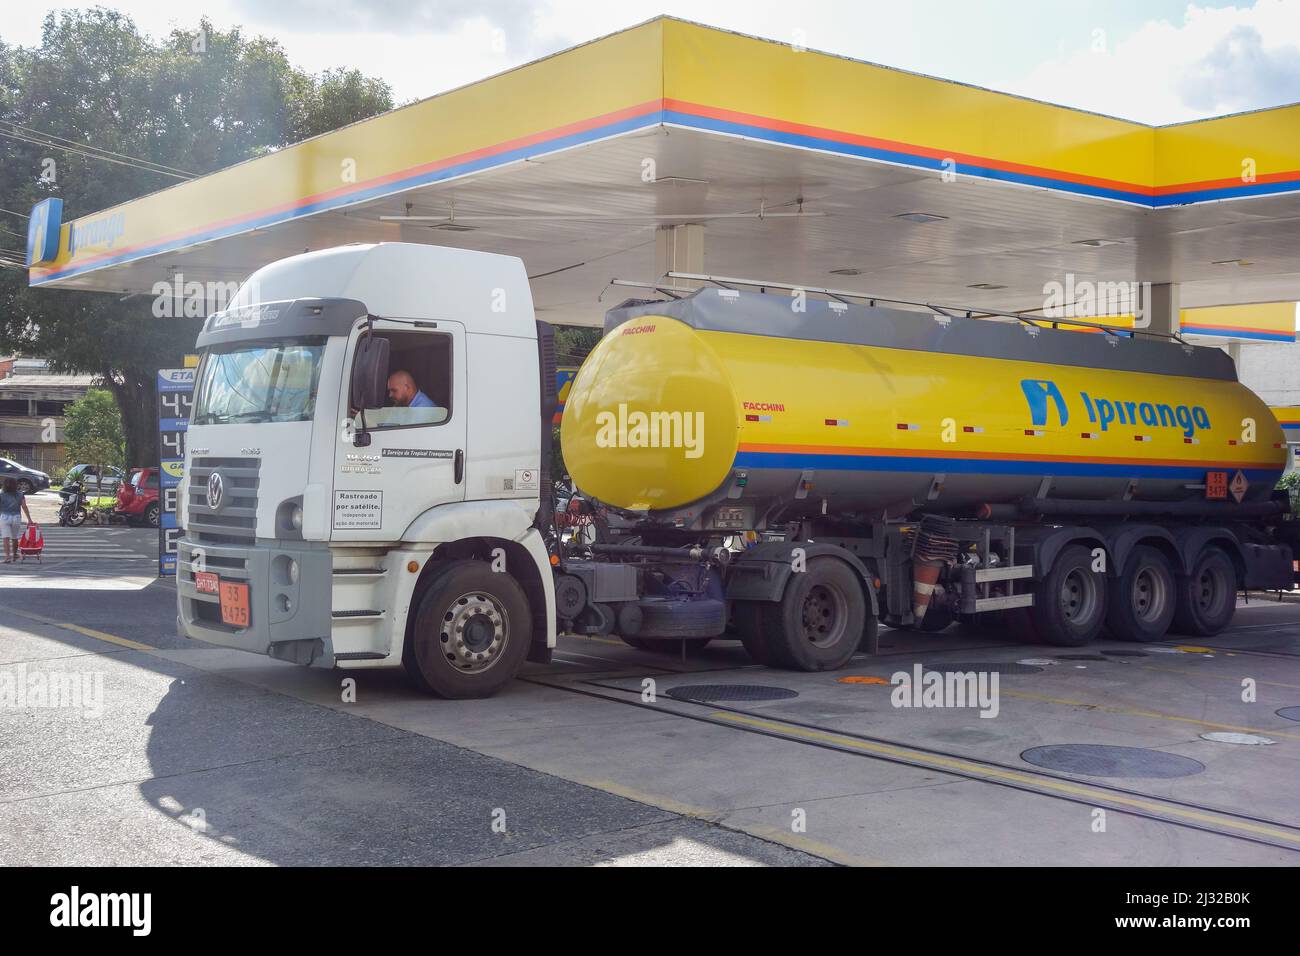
[
  {"xmin": 0, "ymin": 120, "xmax": 194, "ymax": 177},
  {"xmin": 0, "ymin": 128, "xmax": 192, "ymax": 180},
  {"xmin": 1, "ymin": 208, "xmax": 30, "ymax": 220}
]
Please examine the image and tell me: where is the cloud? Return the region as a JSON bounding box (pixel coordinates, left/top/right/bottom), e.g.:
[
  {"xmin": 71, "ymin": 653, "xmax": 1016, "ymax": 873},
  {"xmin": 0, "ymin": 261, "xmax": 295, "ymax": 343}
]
[
  {"xmin": 229, "ymin": 0, "xmax": 537, "ymax": 34},
  {"xmin": 1179, "ymin": 23, "xmax": 1300, "ymax": 112},
  {"xmin": 1004, "ymin": 0, "xmax": 1300, "ymax": 123}
]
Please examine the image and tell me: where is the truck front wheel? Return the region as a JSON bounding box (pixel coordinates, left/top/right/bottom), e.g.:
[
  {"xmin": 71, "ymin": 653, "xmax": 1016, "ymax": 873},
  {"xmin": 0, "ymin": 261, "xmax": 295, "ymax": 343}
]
[{"xmin": 403, "ymin": 560, "xmax": 532, "ymax": 699}]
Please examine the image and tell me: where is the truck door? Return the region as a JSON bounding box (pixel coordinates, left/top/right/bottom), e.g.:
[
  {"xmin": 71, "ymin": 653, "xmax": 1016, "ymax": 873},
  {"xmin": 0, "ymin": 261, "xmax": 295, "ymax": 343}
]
[{"xmin": 331, "ymin": 319, "xmax": 467, "ymax": 541}]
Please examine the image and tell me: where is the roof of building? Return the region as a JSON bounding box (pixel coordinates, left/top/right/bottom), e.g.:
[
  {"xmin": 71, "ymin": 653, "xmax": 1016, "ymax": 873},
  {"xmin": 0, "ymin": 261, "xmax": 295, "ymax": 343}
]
[{"xmin": 25, "ymin": 16, "xmax": 1300, "ymax": 339}]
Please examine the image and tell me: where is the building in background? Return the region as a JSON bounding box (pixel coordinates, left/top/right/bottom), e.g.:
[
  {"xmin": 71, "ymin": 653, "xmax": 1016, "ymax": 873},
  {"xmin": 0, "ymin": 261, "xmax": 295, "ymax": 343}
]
[{"xmin": 0, "ymin": 357, "xmax": 94, "ymax": 473}]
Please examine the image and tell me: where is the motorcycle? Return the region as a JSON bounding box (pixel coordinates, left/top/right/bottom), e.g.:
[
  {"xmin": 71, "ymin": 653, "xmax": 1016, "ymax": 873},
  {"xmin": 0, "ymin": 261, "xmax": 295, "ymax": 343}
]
[{"xmin": 57, "ymin": 482, "xmax": 88, "ymax": 527}]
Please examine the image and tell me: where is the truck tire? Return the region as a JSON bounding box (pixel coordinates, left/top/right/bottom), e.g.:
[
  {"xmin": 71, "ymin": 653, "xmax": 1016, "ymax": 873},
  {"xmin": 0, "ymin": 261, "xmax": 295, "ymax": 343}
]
[
  {"xmin": 1106, "ymin": 545, "xmax": 1175, "ymax": 642},
  {"xmin": 1027, "ymin": 544, "xmax": 1107, "ymax": 647},
  {"xmin": 732, "ymin": 601, "xmax": 776, "ymax": 666},
  {"xmin": 756, "ymin": 557, "xmax": 866, "ymax": 671},
  {"xmin": 403, "ymin": 560, "xmax": 532, "ymax": 699},
  {"xmin": 1171, "ymin": 546, "xmax": 1237, "ymax": 637}
]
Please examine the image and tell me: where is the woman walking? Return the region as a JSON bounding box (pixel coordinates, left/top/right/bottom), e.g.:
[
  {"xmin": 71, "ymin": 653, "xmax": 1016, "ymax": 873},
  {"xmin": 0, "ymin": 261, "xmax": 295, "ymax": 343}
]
[{"xmin": 0, "ymin": 476, "xmax": 36, "ymax": 563}]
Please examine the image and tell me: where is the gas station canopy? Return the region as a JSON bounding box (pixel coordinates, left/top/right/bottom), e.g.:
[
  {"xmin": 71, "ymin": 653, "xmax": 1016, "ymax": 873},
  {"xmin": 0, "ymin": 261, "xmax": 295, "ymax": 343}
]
[{"xmin": 26, "ymin": 16, "xmax": 1300, "ymax": 338}]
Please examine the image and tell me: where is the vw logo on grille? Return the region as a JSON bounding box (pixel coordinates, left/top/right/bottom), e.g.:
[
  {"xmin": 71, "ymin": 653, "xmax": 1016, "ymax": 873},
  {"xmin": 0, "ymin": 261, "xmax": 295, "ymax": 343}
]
[{"xmin": 207, "ymin": 471, "xmax": 225, "ymax": 511}]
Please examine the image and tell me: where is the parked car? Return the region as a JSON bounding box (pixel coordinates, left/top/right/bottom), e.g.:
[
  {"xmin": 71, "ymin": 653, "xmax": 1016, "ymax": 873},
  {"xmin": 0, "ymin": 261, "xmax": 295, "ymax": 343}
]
[
  {"xmin": 59, "ymin": 464, "xmax": 125, "ymax": 500},
  {"xmin": 0, "ymin": 458, "xmax": 51, "ymax": 494},
  {"xmin": 114, "ymin": 467, "xmax": 161, "ymax": 527}
]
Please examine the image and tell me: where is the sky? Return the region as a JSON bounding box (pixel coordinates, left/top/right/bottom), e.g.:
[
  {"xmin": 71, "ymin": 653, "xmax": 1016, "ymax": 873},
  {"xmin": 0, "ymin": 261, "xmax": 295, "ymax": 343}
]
[{"xmin": 2, "ymin": 0, "xmax": 1299, "ymax": 124}]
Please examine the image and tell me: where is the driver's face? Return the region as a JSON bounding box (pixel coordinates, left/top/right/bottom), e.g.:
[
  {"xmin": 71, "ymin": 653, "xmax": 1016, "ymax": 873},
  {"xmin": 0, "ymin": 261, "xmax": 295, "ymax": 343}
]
[{"xmin": 386, "ymin": 378, "xmax": 411, "ymax": 406}]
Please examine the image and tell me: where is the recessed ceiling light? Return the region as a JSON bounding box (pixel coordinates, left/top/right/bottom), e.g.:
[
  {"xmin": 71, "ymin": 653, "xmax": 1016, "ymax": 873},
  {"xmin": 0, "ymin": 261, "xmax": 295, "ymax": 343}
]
[
  {"xmin": 967, "ymin": 283, "xmax": 1007, "ymax": 290},
  {"xmin": 894, "ymin": 212, "xmax": 948, "ymax": 224},
  {"xmin": 829, "ymin": 268, "xmax": 863, "ymax": 276},
  {"xmin": 1072, "ymin": 238, "xmax": 1123, "ymax": 247},
  {"xmin": 1212, "ymin": 258, "xmax": 1252, "ymax": 266}
]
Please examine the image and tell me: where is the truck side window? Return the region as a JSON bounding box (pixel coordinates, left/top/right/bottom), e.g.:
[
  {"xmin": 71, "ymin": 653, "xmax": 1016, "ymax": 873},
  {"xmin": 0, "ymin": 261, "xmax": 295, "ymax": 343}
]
[{"xmin": 354, "ymin": 329, "xmax": 453, "ymax": 429}]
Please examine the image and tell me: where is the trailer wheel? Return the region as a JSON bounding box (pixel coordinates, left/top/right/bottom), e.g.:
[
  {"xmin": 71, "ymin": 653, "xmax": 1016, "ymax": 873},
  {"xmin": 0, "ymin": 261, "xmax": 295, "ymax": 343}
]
[
  {"xmin": 1028, "ymin": 544, "xmax": 1107, "ymax": 647},
  {"xmin": 403, "ymin": 560, "xmax": 532, "ymax": 699},
  {"xmin": 1106, "ymin": 546, "xmax": 1175, "ymax": 642},
  {"xmin": 1171, "ymin": 546, "xmax": 1237, "ymax": 637},
  {"xmin": 758, "ymin": 557, "xmax": 866, "ymax": 671}
]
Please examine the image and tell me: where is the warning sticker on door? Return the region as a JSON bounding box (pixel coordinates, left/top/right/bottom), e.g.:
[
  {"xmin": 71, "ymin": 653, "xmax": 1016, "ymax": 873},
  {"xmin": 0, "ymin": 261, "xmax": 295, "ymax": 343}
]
[
  {"xmin": 334, "ymin": 490, "xmax": 383, "ymax": 529},
  {"xmin": 514, "ymin": 468, "xmax": 539, "ymax": 490}
]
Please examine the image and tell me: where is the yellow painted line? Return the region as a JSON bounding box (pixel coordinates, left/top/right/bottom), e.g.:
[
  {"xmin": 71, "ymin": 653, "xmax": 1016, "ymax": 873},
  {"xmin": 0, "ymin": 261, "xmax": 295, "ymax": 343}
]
[
  {"xmin": 6, "ymin": 607, "xmax": 151, "ymax": 651},
  {"xmin": 563, "ymin": 633, "xmax": 628, "ymax": 647},
  {"xmin": 1001, "ymin": 689, "xmax": 1300, "ymax": 742},
  {"xmin": 1137, "ymin": 663, "xmax": 1300, "ymax": 692},
  {"xmin": 711, "ymin": 711, "xmax": 1300, "ymax": 845}
]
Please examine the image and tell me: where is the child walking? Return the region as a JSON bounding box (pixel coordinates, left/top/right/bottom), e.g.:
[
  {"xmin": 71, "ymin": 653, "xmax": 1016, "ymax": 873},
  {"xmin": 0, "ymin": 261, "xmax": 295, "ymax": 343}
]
[{"xmin": 0, "ymin": 476, "xmax": 35, "ymax": 563}]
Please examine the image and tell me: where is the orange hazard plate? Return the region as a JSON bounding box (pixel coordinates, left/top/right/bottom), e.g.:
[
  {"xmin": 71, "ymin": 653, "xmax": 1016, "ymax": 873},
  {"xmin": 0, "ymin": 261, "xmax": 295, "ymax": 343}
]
[
  {"xmin": 1205, "ymin": 471, "xmax": 1228, "ymax": 500},
  {"xmin": 219, "ymin": 581, "xmax": 250, "ymax": 627}
]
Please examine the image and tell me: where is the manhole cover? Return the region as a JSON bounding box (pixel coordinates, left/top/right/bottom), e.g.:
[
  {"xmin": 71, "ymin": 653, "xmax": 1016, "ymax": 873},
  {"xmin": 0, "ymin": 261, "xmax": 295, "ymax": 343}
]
[
  {"xmin": 1054, "ymin": 654, "xmax": 1109, "ymax": 661},
  {"xmin": 922, "ymin": 662, "xmax": 1043, "ymax": 674},
  {"xmin": 666, "ymin": 684, "xmax": 799, "ymax": 702},
  {"xmin": 1277, "ymin": 706, "xmax": 1300, "ymax": 722},
  {"xmin": 1200, "ymin": 732, "xmax": 1276, "ymax": 745},
  {"xmin": 1101, "ymin": 650, "xmax": 1149, "ymax": 657},
  {"xmin": 1021, "ymin": 744, "xmax": 1204, "ymax": 778}
]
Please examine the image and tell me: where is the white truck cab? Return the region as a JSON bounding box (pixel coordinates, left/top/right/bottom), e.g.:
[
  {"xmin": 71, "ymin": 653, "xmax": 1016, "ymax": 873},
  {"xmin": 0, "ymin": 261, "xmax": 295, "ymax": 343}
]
[{"xmin": 178, "ymin": 243, "xmax": 557, "ymax": 697}]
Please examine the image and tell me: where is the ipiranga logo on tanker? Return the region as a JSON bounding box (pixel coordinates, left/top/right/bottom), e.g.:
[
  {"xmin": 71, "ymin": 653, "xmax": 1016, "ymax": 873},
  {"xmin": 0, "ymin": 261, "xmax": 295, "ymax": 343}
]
[
  {"xmin": 594, "ymin": 403, "xmax": 704, "ymax": 459},
  {"xmin": 1020, "ymin": 379, "xmax": 1211, "ymax": 437}
]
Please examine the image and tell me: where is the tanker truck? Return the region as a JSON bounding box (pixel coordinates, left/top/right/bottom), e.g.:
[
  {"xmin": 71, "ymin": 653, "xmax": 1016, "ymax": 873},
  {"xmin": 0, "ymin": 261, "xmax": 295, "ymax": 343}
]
[{"xmin": 175, "ymin": 242, "xmax": 1297, "ymax": 698}]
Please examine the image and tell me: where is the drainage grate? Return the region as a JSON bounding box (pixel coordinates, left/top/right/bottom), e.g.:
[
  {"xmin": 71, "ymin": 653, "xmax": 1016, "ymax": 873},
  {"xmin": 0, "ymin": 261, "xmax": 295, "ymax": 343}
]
[
  {"xmin": 922, "ymin": 662, "xmax": 1043, "ymax": 674},
  {"xmin": 1021, "ymin": 744, "xmax": 1204, "ymax": 779},
  {"xmin": 666, "ymin": 684, "xmax": 799, "ymax": 702},
  {"xmin": 1277, "ymin": 706, "xmax": 1300, "ymax": 723}
]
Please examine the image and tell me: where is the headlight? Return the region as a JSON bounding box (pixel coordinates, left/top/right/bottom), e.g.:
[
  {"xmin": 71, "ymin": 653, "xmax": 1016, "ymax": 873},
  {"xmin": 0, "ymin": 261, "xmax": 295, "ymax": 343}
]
[
  {"xmin": 287, "ymin": 558, "xmax": 299, "ymax": 585},
  {"xmin": 290, "ymin": 504, "xmax": 303, "ymax": 530}
]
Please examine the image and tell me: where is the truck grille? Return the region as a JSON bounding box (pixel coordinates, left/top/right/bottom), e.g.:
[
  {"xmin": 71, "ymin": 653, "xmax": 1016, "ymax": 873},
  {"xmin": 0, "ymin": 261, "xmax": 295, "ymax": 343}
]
[{"xmin": 188, "ymin": 456, "xmax": 260, "ymax": 543}]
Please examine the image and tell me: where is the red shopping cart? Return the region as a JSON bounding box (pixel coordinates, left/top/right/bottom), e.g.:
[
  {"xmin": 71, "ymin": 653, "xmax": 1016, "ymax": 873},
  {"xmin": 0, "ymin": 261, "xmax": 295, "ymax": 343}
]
[{"xmin": 17, "ymin": 523, "xmax": 43, "ymax": 562}]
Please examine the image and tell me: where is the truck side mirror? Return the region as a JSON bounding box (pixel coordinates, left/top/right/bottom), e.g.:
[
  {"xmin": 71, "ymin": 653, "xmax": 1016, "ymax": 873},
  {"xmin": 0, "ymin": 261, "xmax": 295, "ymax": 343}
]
[{"xmin": 350, "ymin": 334, "xmax": 390, "ymax": 411}]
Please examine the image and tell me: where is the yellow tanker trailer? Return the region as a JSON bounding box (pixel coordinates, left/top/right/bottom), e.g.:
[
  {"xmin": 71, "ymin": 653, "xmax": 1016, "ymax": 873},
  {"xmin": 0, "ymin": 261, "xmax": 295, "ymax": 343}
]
[{"xmin": 554, "ymin": 287, "xmax": 1296, "ymax": 668}]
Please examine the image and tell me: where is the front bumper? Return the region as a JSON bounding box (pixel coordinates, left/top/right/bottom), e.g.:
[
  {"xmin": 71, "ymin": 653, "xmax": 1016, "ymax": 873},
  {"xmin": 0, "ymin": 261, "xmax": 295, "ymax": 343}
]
[{"xmin": 176, "ymin": 535, "xmax": 332, "ymax": 658}]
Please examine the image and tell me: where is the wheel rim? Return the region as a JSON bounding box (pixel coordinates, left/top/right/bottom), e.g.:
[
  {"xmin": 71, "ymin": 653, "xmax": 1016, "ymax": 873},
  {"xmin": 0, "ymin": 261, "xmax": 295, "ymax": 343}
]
[
  {"xmin": 1132, "ymin": 565, "xmax": 1169, "ymax": 624},
  {"xmin": 1195, "ymin": 561, "xmax": 1230, "ymax": 618},
  {"xmin": 1059, "ymin": 568, "xmax": 1099, "ymax": 624},
  {"xmin": 800, "ymin": 582, "xmax": 848, "ymax": 648},
  {"xmin": 440, "ymin": 591, "xmax": 509, "ymax": 673}
]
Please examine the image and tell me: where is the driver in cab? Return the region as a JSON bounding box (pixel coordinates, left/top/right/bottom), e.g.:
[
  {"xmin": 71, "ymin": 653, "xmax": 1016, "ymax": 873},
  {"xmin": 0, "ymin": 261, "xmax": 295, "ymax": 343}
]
[
  {"xmin": 378, "ymin": 369, "xmax": 447, "ymax": 424},
  {"xmin": 387, "ymin": 370, "xmax": 434, "ymax": 408}
]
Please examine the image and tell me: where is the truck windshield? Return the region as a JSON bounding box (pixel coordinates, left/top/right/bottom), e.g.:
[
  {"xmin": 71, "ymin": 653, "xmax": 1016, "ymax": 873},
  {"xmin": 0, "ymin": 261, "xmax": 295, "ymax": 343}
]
[{"xmin": 192, "ymin": 339, "xmax": 326, "ymax": 425}]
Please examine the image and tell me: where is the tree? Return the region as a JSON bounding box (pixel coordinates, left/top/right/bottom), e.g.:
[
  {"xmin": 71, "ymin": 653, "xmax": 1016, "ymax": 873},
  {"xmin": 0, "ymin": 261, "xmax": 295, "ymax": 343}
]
[
  {"xmin": 0, "ymin": 10, "xmax": 394, "ymax": 463},
  {"xmin": 62, "ymin": 388, "xmax": 124, "ymax": 492}
]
